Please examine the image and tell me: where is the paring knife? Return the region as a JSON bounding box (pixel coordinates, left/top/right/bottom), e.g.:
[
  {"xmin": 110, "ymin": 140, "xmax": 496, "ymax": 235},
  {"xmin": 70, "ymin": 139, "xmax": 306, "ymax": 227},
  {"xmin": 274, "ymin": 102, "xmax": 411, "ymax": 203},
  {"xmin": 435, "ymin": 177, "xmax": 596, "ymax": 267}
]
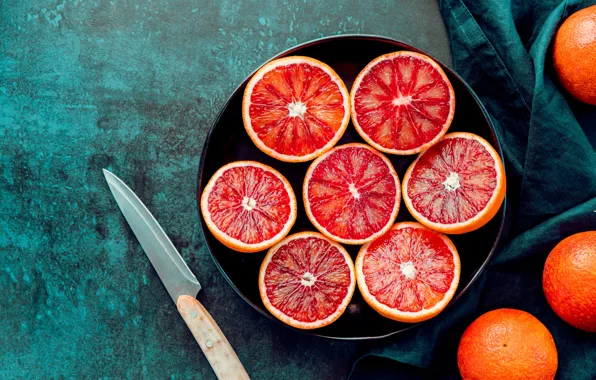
[{"xmin": 103, "ymin": 169, "xmax": 250, "ymax": 380}]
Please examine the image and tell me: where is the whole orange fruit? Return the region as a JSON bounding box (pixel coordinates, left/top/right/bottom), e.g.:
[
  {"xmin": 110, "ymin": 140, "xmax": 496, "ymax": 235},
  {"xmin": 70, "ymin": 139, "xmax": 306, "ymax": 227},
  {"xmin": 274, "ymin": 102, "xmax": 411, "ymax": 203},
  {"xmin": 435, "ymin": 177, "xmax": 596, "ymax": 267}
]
[
  {"xmin": 543, "ymin": 231, "xmax": 596, "ymax": 332},
  {"xmin": 553, "ymin": 5, "xmax": 596, "ymax": 104},
  {"xmin": 458, "ymin": 309, "xmax": 558, "ymax": 380}
]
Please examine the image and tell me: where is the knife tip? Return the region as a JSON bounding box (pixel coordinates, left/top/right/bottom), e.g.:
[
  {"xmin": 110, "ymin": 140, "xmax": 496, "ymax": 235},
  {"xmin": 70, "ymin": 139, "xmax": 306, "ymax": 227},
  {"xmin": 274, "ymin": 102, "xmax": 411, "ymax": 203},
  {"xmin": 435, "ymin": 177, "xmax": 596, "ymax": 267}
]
[{"xmin": 102, "ymin": 169, "xmax": 116, "ymax": 185}]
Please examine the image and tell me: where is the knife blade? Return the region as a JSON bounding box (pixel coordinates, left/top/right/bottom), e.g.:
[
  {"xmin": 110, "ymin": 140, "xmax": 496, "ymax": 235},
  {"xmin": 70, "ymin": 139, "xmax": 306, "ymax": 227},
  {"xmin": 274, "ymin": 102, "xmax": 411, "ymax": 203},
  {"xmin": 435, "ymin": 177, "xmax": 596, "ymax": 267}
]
[
  {"xmin": 103, "ymin": 169, "xmax": 250, "ymax": 380},
  {"xmin": 103, "ymin": 169, "xmax": 201, "ymax": 302}
]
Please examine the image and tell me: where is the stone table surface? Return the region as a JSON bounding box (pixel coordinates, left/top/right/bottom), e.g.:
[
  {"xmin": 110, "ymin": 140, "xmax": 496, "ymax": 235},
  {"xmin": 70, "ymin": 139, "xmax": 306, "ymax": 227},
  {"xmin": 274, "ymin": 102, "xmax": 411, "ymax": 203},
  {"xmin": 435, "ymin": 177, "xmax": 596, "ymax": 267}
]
[{"xmin": 0, "ymin": 1, "xmax": 451, "ymax": 378}]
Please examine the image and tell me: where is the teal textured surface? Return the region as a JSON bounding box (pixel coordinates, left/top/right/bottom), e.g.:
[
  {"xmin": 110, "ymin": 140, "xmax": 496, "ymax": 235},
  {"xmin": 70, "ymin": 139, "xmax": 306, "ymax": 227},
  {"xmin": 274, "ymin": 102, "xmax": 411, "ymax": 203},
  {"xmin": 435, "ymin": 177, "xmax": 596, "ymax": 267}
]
[{"xmin": 0, "ymin": 1, "xmax": 450, "ymax": 378}]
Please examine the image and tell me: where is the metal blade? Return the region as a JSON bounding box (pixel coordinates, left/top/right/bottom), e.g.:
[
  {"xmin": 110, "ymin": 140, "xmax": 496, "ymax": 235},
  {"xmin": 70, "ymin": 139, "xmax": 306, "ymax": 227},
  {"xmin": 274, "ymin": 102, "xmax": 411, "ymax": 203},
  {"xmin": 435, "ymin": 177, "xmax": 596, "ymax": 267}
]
[{"xmin": 103, "ymin": 169, "xmax": 201, "ymax": 303}]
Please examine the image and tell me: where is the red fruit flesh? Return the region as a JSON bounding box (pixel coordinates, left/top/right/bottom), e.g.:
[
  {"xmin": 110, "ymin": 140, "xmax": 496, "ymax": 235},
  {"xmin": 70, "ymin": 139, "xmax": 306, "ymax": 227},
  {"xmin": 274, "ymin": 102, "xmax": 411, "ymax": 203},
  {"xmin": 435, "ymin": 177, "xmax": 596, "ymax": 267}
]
[
  {"xmin": 361, "ymin": 226, "xmax": 456, "ymax": 312},
  {"xmin": 407, "ymin": 137, "xmax": 498, "ymax": 224},
  {"xmin": 353, "ymin": 52, "xmax": 454, "ymax": 153},
  {"xmin": 207, "ymin": 165, "xmax": 292, "ymax": 244},
  {"xmin": 248, "ymin": 62, "xmax": 347, "ymax": 157},
  {"xmin": 306, "ymin": 145, "xmax": 399, "ymax": 242},
  {"xmin": 263, "ymin": 235, "xmax": 352, "ymax": 322}
]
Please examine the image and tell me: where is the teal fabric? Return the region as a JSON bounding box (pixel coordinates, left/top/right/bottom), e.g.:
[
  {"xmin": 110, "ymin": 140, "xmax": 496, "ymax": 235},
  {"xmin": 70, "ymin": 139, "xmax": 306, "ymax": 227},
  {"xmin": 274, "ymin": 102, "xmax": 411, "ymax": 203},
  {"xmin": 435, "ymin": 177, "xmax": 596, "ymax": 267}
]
[{"xmin": 352, "ymin": 0, "xmax": 596, "ymax": 378}]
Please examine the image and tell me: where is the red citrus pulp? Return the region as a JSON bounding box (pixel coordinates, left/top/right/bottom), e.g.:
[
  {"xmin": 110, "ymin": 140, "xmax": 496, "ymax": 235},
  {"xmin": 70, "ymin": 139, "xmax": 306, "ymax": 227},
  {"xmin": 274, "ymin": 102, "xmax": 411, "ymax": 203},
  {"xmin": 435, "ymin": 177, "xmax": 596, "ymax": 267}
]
[
  {"xmin": 303, "ymin": 143, "xmax": 401, "ymax": 245},
  {"xmin": 259, "ymin": 232, "xmax": 356, "ymax": 329},
  {"xmin": 403, "ymin": 132, "xmax": 506, "ymax": 234},
  {"xmin": 356, "ymin": 222, "xmax": 460, "ymax": 322},
  {"xmin": 351, "ymin": 51, "xmax": 455, "ymax": 155},
  {"xmin": 200, "ymin": 161, "xmax": 297, "ymax": 252},
  {"xmin": 243, "ymin": 56, "xmax": 350, "ymax": 162}
]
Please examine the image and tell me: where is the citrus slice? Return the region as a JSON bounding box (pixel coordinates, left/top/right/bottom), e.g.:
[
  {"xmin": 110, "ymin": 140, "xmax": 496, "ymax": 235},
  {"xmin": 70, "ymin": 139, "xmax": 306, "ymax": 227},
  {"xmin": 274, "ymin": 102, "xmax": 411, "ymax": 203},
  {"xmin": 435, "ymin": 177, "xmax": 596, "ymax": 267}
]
[
  {"xmin": 259, "ymin": 231, "xmax": 356, "ymax": 329},
  {"xmin": 356, "ymin": 222, "xmax": 460, "ymax": 323},
  {"xmin": 303, "ymin": 143, "xmax": 401, "ymax": 245},
  {"xmin": 403, "ymin": 132, "xmax": 506, "ymax": 234},
  {"xmin": 242, "ymin": 56, "xmax": 350, "ymax": 162},
  {"xmin": 351, "ymin": 51, "xmax": 456, "ymax": 155},
  {"xmin": 200, "ymin": 161, "xmax": 297, "ymax": 253}
]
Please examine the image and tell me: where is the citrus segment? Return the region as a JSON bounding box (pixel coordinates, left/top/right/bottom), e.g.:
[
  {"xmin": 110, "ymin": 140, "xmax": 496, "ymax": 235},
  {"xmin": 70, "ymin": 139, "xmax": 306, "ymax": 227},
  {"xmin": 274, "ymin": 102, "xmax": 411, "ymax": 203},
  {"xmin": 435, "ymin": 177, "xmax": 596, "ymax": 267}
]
[
  {"xmin": 303, "ymin": 143, "xmax": 401, "ymax": 245},
  {"xmin": 259, "ymin": 232, "xmax": 356, "ymax": 329},
  {"xmin": 356, "ymin": 222, "xmax": 460, "ymax": 323},
  {"xmin": 200, "ymin": 161, "xmax": 297, "ymax": 252},
  {"xmin": 351, "ymin": 51, "xmax": 455, "ymax": 155},
  {"xmin": 243, "ymin": 56, "xmax": 350, "ymax": 162},
  {"xmin": 403, "ymin": 132, "xmax": 506, "ymax": 234}
]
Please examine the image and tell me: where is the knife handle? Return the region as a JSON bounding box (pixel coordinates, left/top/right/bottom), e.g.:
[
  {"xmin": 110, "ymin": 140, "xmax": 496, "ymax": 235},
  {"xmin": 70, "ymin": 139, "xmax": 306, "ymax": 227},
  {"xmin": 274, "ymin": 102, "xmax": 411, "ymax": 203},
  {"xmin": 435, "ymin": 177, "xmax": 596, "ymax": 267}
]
[{"xmin": 177, "ymin": 295, "xmax": 250, "ymax": 380}]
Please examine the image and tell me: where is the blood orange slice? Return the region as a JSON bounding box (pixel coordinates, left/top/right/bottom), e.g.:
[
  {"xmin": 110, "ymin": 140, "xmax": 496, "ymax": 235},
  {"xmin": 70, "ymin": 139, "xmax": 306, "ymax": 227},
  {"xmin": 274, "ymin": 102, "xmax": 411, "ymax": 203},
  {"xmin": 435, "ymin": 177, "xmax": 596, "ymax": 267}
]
[
  {"xmin": 259, "ymin": 231, "xmax": 356, "ymax": 329},
  {"xmin": 242, "ymin": 56, "xmax": 350, "ymax": 162},
  {"xmin": 200, "ymin": 161, "xmax": 297, "ymax": 253},
  {"xmin": 303, "ymin": 143, "xmax": 401, "ymax": 245},
  {"xmin": 356, "ymin": 222, "xmax": 460, "ymax": 323},
  {"xmin": 403, "ymin": 132, "xmax": 506, "ymax": 234},
  {"xmin": 351, "ymin": 51, "xmax": 455, "ymax": 155}
]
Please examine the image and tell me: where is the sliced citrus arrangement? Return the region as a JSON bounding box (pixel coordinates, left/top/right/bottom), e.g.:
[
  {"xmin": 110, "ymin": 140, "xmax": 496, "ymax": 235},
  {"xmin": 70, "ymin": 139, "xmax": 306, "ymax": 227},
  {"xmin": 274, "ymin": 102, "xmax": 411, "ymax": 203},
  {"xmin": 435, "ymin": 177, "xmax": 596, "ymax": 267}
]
[
  {"xmin": 458, "ymin": 309, "xmax": 558, "ymax": 380},
  {"xmin": 355, "ymin": 222, "xmax": 460, "ymax": 323},
  {"xmin": 403, "ymin": 132, "xmax": 506, "ymax": 234},
  {"xmin": 242, "ymin": 56, "xmax": 350, "ymax": 162},
  {"xmin": 200, "ymin": 161, "xmax": 297, "ymax": 253},
  {"xmin": 543, "ymin": 231, "xmax": 596, "ymax": 332},
  {"xmin": 351, "ymin": 51, "xmax": 455, "ymax": 155},
  {"xmin": 259, "ymin": 231, "xmax": 356, "ymax": 329},
  {"xmin": 303, "ymin": 143, "xmax": 401, "ymax": 245}
]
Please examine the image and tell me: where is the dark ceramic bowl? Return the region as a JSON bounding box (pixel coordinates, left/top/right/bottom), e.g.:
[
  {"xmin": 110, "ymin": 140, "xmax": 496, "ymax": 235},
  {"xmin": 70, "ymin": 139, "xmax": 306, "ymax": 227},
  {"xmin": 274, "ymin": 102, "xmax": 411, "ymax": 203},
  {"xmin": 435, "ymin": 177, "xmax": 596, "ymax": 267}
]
[{"xmin": 197, "ymin": 35, "xmax": 506, "ymax": 340}]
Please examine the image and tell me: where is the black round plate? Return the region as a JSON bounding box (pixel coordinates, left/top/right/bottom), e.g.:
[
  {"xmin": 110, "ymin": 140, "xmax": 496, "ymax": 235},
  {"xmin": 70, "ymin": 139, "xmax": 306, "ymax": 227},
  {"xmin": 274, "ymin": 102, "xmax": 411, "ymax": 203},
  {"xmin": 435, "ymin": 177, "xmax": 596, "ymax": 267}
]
[{"xmin": 197, "ymin": 35, "xmax": 506, "ymax": 340}]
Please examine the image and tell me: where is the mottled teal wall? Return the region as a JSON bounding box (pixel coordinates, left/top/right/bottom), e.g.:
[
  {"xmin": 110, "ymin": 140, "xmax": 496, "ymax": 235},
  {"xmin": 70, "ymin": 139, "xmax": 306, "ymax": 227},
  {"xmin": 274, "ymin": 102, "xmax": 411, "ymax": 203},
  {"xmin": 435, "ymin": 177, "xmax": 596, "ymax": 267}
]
[{"xmin": 0, "ymin": 1, "xmax": 450, "ymax": 378}]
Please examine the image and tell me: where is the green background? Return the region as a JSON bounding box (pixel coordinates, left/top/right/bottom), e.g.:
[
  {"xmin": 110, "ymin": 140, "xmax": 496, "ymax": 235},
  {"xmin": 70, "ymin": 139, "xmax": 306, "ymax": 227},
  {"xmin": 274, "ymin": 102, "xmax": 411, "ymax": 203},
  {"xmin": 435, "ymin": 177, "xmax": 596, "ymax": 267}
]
[{"xmin": 1, "ymin": 0, "xmax": 452, "ymax": 378}]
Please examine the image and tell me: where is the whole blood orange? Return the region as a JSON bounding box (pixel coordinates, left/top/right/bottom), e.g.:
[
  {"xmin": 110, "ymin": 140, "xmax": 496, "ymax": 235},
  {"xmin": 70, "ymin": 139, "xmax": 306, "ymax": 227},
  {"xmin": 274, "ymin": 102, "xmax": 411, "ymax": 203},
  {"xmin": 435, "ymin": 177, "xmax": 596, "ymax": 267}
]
[
  {"xmin": 458, "ymin": 309, "xmax": 558, "ymax": 380},
  {"xmin": 355, "ymin": 222, "xmax": 460, "ymax": 323},
  {"xmin": 242, "ymin": 56, "xmax": 350, "ymax": 162},
  {"xmin": 403, "ymin": 132, "xmax": 506, "ymax": 234},
  {"xmin": 553, "ymin": 5, "xmax": 596, "ymax": 105},
  {"xmin": 259, "ymin": 232, "xmax": 356, "ymax": 329},
  {"xmin": 543, "ymin": 231, "xmax": 596, "ymax": 332},
  {"xmin": 200, "ymin": 161, "xmax": 297, "ymax": 253},
  {"xmin": 351, "ymin": 51, "xmax": 455, "ymax": 155},
  {"xmin": 303, "ymin": 143, "xmax": 401, "ymax": 245}
]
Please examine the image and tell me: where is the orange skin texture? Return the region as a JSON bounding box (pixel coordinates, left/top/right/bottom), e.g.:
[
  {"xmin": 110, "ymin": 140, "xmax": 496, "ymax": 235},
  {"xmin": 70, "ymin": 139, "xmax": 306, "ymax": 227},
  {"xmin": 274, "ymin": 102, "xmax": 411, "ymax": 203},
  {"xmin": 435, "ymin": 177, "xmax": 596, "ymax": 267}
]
[
  {"xmin": 458, "ymin": 309, "xmax": 558, "ymax": 380},
  {"xmin": 542, "ymin": 231, "xmax": 596, "ymax": 332},
  {"xmin": 553, "ymin": 5, "xmax": 596, "ymax": 105}
]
